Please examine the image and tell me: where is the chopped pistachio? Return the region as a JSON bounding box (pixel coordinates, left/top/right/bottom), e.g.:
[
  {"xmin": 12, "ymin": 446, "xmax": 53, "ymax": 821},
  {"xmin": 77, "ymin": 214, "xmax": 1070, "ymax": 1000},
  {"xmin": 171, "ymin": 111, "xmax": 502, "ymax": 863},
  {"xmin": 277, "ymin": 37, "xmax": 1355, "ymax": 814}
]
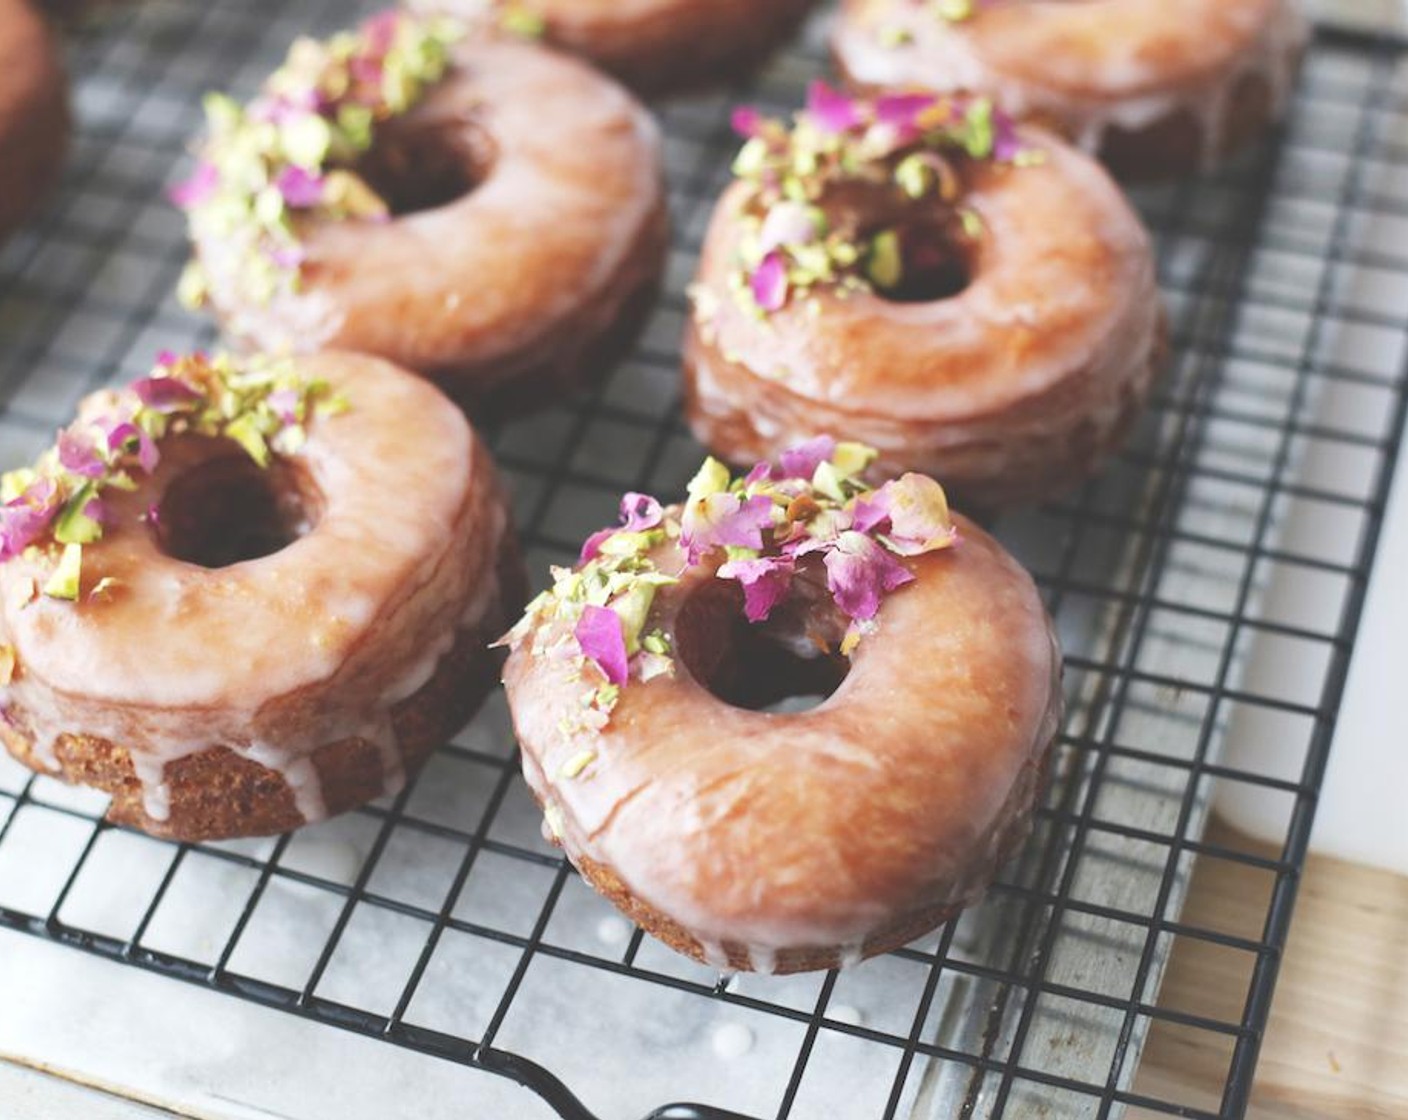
[
  {"xmin": 867, "ymin": 229, "xmax": 904, "ymax": 290},
  {"xmin": 559, "ymin": 749, "xmax": 597, "ymax": 780},
  {"xmin": 498, "ymin": 5, "xmax": 545, "ymax": 37},
  {"xmin": 43, "ymin": 543, "xmax": 84, "ymax": 601}
]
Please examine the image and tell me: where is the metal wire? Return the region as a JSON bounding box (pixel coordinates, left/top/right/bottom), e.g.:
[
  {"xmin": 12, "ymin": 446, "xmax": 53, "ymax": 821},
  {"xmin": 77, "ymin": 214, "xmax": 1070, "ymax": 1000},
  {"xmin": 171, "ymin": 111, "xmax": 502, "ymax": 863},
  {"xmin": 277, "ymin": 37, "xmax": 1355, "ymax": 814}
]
[{"xmin": 0, "ymin": 3, "xmax": 1403, "ymax": 1119}]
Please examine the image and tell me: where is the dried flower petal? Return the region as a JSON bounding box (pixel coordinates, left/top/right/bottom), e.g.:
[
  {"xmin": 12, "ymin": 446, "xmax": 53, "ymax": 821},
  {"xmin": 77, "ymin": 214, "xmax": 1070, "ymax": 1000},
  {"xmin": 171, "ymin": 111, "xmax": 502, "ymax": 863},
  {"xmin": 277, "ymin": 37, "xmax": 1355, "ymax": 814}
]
[
  {"xmin": 776, "ymin": 435, "xmax": 836, "ymax": 481},
  {"xmin": 731, "ymin": 105, "xmax": 763, "ymax": 138},
  {"xmin": 56, "ymin": 430, "xmax": 105, "ymax": 479},
  {"xmin": 718, "ymin": 554, "xmax": 795, "ymax": 622},
  {"xmin": 131, "ymin": 375, "xmax": 204, "ymax": 413},
  {"xmin": 751, "ymin": 250, "xmax": 789, "ymax": 312},
  {"xmin": 168, "ymin": 162, "xmax": 219, "ymax": 210},
  {"xmin": 806, "ymin": 80, "xmax": 861, "ymax": 135},
  {"xmin": 875, "ymin": 91, "xmax": 937, "ymax": 132},
  {"xmin": 758, "ymin": 201, "xmax": 818, "ymax": 256},
  {"xmin": 620, "ymin": 492, "xmax": 663, "ymax": 533},
  {"xmin": 681, "ymin": 492, "xmax": 773, "ymax": 564},
  {"xmin": 103, "ymin": 419, "xmax": 160, "ymax": 475},
  {"xmin": 274, "ymin": 165, "xmax": 325, "ymax": 207},
  {"xmin": 859, "ymin": 473, "xmax": 957, "ymax": 555},
  {"xmin": 579, "ymin": 491, "xmax": 664, "ymax": 563},
  {"xmin": 0, "ymin": 481, "xmax": 61, "ymax": 561},
  {"xmin": 823, "ymin": 530, "xmax": 914, "ymax": 621},
  {"xmin": 574, "ymin": 604, "xmax": 629, "ymax": 687}
]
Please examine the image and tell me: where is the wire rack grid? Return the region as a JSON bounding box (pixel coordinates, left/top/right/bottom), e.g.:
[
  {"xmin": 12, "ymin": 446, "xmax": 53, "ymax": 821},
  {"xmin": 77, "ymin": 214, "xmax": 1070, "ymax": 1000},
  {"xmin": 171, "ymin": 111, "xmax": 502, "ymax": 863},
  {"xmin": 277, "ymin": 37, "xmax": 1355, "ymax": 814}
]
[{"xmin": 0, "ymin": 3, "xmax": 1405, "ymax": 1119}]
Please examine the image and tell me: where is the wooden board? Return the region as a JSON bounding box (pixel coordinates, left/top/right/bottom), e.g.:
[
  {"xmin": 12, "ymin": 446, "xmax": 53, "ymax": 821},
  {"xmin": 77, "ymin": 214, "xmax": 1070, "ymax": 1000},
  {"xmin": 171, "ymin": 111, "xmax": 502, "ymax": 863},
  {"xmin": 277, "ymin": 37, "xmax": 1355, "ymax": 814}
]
[{"xmin": 1131, "ymin": 819, "xmax": 1408, "ymax": 1119}]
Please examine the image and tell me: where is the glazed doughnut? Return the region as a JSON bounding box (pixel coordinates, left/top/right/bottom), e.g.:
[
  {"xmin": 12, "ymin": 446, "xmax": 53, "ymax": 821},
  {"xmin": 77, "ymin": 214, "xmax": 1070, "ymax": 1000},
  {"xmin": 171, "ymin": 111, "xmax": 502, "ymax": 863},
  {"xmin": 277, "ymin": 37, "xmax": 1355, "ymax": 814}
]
[
  {"xmin": 0, "ymin": 350, "xmax": 522, "ymax": 842},
  {"xmin": 832, "ymin": 0, "xmax": 1307, "ymax": 180},
  {"xmin": 174, "ymin": 12, "xmax": 666, "ymax": 416},
  {"xmin": 501, "ymin": 441, "xmax": 1062, "ymax": 973},
  {"xmin": 404, "ymin": 0, "xmax": 818, "ymax": 97},
  {"xmin": 0, "ymin": 0, "xmax": 68, "ymax": 244},
  {"xmin": 685, "ymin": 85, "xmax": 1164, "ymax": 508}
]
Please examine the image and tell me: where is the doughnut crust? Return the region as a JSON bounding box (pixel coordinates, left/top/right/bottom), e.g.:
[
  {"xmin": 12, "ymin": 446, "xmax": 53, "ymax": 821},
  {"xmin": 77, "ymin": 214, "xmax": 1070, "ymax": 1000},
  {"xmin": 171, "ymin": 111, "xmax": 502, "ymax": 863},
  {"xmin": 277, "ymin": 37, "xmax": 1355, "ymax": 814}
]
[
  {"xmin": 408, "ymin": 0, "xmax": 819, "ymax": 97},
  {"xmin": 0, "ymin": 0, "xmax": 68, "ymax": 243},
  {"xmin": 0, "ymin": 352, "xmax": 524, "ymax": 842},
  {"xmin": 503, "ymin": 513, "xmax": 1062, "ymax": 974},
  {"xmin": 832, "ymin": 0, "xmax": 1307, "ymax": 180},
  {"xmin": 685, "ymin": 130, "xmax": 1165, "ymax": 509}
]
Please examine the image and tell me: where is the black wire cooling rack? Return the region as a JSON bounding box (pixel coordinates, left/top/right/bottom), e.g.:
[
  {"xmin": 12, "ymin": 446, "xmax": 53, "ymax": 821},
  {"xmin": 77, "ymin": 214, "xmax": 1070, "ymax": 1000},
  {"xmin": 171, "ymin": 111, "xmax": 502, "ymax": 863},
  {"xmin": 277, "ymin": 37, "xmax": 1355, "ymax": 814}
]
[{"xmin": 0, "ymin": 3, "xmax": 1405, "ymax": 1118}]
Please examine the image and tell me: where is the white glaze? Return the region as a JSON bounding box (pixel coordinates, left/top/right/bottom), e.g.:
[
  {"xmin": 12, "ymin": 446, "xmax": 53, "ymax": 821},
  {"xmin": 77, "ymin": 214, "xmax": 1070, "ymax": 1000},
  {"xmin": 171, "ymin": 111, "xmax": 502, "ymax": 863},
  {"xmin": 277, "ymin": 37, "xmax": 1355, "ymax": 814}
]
[
  {"xmin": 830, "ymin": 1004, "xmax": 864, "ymax": 1026},
  {"xmin": 0, "ymin": 353, "xmax": 506, "ymax": 829},
  {"xmin": 595, "ymin": 916, "xmax": 631, "ymax": 946},
  {"xmin": 711, "ymin": 1022, "xmax": 755, "ymax": 1060},
  {"xmin": 834, "ymin": 0, "xmax": 1308, "ymax": 171},
  {"xmin": 837, "ymin": 944, "xmax": 866, "ymax": 971}
]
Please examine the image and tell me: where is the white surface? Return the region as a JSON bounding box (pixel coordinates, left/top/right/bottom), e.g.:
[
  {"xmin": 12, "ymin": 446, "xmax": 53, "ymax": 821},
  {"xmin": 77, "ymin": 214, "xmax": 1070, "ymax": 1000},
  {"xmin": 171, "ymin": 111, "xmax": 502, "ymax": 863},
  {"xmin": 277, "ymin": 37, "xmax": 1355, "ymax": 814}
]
[
  {"xmin": 0, "ymin": 1060, "xmax": 178, "ymax": 1119},
  {"xmin": 1216, "ymin": 47, "xmax": 1408, "ymax": 874},
  {"xmin": 0, "ymin": 931, "xmax": 554, "ymax": 1120},
  {"xmin": 1314, "ymin": 452, "xmax": 1408, "ymax": 874}
]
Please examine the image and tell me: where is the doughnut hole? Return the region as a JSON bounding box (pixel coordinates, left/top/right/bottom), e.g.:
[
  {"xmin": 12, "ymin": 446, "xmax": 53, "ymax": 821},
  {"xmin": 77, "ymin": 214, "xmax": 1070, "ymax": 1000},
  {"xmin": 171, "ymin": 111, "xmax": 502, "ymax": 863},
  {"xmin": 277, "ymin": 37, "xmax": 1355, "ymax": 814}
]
[
  {"xmin": 874, "ymin": 218, "xmax": 974, "ymax": 304},
  {"xmin": 357, "ymin": 113, "xmax": 497, "ymax": 216},
  {"xmin": 674, "ymin": 572, "xmax": 850, "ymax": 713},
  {"xmin": 823, "ymin": 177, "xmax": 975, "ymax": 304},
  {"xmin": 156, "ymin": 447, "xmax": 323, "ymax": 569}
]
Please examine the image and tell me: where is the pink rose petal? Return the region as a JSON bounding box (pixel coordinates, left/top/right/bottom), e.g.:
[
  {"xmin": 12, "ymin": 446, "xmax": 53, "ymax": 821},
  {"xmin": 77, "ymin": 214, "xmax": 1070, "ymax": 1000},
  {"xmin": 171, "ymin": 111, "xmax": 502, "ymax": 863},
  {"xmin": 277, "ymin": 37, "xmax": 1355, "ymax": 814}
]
[
  {"xmin": 681, "ymin": 493, "xmax": 774, "ymax": 564},
  {"xmin": 777, "ymin": 436, "xmax": 836, "ymax": 481},
  {"xmin": 866, "ymin": 473, "xmax": 957, "ymax": 556},
  {"xmin": 275, "ymin": 165, "xmax": 325, "ymax": 208},
  {"xmin": 270, "ymin": 244, "xmax": 307, "ymax": 270},
  {"xmin": 743, "ymin": 462, "xmax": 772, "ymax": 488},
  {"xmin": 751, "ymin": 251, "xmax": 789, "ymax": 313},
  {"xmin": 362, "ymin": 9, "xmax": 401, "ymax": 53},
  {"xmin": 0, "ymin": 480, "xmax": 61, "ymax": 560},
  {"xmin": 579, "ymin": 491, "xmax": 664, "ymax": 563},
  {"xmin": 823, "ymin": 530, "xmax": 914, "ymax": 621},
  {"xmin": 578, "ymin": 528, "xmax": 615, "ymax": 566},
  {"xmin": 991, "ymin": 105, "xmax": 1023, "ymax": 161},
  {"xmin": 875, "ymin": 92, "xmax": 937, "ymax": 132},
  {"xmin": 731, "ymin": 105, "xmax": 763, "ymax": 138},
  {"xmin": 103, "ymin": 419, "xmax": 159, "ymax": 476},
  {"xmin": 806, "ymin": 80, "xmax": 861, "ymax": 135},
  {"xmin": 131, "ymin": 375, "xmax": 203, "ymax": 413},
  {"xmin": 574, "ymin": 604, "xmax": 629, "ymax": 687},
  {"xmin": 266, "ymin": 387, "xmax": 302, "ymax": 425},
  {"xmin": 57, "ymin": 429, "xmax": 105, "ymax": 479},
  {"xmin": 619, "ymin": 492, "xmax": 663, "ymax": 533},
  {"xmin": 717, "ymin": 554, "xmax": 795, "ymax": 623},
  {"xmin": 758, "ymin": 201, "xmax": 816, "ymax": 256},
  {"xmin": 168, "ymin": 162, "xmax": 219, "ymax": 210}
]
